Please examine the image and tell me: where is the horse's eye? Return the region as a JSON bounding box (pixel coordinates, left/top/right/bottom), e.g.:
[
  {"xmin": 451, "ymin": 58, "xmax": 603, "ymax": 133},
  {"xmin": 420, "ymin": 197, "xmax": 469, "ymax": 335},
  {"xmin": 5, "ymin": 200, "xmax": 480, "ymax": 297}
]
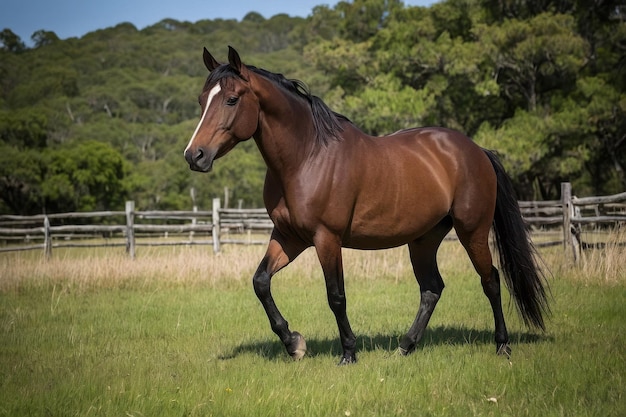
[{"xmin": 226, "ymin": 96, "xmax": 239, "ymax": 106}]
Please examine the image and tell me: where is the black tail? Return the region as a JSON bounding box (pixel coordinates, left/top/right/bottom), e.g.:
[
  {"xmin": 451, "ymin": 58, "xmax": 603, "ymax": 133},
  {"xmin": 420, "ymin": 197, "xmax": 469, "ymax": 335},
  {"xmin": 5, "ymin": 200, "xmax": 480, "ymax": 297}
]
[{"xmin": 484, "ymin": 150, "xmax": 550, "ymax": 330}]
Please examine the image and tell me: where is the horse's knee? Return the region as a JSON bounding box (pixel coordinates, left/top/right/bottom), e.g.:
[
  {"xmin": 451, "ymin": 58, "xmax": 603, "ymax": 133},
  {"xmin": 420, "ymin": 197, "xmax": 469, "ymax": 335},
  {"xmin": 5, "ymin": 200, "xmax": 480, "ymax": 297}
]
[{"xmin": 252, "ymin": 258, "xmax": 271, "ymax": 297}]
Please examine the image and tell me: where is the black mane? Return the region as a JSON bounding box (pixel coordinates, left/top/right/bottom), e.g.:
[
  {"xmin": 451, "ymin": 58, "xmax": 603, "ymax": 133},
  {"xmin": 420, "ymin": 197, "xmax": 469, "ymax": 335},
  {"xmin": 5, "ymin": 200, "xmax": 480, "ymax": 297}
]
[{"xmin": 206, "ymin": 64, "xmax": 348, "ymax": 146}]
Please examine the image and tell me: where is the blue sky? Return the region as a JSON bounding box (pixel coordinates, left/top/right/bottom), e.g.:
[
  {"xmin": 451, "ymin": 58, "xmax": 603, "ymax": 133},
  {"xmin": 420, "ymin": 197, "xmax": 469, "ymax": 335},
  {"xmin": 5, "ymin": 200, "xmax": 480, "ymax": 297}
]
[{"xmin": 2, "ymin": 0, "xmax": 436, "ymax": 46}]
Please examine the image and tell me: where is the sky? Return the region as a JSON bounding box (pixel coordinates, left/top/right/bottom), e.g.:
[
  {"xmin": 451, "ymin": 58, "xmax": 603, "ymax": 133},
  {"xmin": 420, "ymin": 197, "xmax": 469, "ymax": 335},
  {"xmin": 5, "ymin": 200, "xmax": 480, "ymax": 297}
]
[{"xmin": 2, "ymin": 0, "xmax": 437, "ymax": 46}]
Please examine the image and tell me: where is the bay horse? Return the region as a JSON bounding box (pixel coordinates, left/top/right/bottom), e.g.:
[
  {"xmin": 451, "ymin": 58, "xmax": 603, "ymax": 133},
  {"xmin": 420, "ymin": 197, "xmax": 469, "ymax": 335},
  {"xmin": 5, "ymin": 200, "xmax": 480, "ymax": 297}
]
[{"xmin": 184, "ymin": 46, "xmax": 549, "ymax": 365}]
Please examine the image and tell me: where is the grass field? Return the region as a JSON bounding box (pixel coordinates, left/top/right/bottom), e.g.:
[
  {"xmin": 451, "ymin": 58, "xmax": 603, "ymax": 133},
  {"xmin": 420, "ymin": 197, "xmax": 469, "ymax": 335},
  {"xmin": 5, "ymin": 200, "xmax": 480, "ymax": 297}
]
[{"xmin": 0, "ymin": 234, "xmax": 624, "ymax": 416}]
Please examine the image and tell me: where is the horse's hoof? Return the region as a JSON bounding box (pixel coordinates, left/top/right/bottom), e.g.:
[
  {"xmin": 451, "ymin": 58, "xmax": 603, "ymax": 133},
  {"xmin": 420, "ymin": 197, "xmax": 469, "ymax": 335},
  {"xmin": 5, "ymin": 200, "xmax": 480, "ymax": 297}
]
[
  {"xmin": 496, "ymin": 343, "xmax": 512, "ymax": 358},
  {"xmin": 337, "ymin": 355, "xmax": 357, "ymax": 366},
  {"xmin": 289, "ymin": 332, "xmax": 307, "ymax": 360},
  {"xmin": 397, "ymin": 345, "xmax": 414, "ymax": 356},
  {"xmin": 398, "ymin": 339, "xmax": 415, "ymax": 356}
]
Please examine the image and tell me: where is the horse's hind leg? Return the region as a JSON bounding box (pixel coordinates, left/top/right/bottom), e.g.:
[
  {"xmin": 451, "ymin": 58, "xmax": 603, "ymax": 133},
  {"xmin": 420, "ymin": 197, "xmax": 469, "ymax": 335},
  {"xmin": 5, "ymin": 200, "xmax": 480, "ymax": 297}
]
[
  {"xmin": 399, "ymin": 217, "xmax": 453, "ymax": 355},
  {"xmin": 253, "ymin": 230, "xmax": 307, "ymax": 360},
  {"xmin": 455, "ymin": 224, "xmax": 511, "ymax": 356}
]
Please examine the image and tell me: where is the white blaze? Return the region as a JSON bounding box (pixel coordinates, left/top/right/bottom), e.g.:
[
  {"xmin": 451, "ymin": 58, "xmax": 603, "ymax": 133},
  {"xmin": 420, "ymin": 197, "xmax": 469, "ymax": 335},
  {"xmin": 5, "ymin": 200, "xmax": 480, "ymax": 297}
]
[{"xmin": 184, "ymin": 84, "xmax": 222, "ymax": 154}]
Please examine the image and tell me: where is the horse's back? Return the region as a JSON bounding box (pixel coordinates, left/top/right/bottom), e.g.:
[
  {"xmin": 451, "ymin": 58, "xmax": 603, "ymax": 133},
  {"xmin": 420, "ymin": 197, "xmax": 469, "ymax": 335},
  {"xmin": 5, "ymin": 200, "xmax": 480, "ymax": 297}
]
[
  {"xmin": 353, "ymin": 126, "xmax": 494, "ymax": 194},
  {"xmin": 384, "ymin": 126, "xmax": 495, "ymax": 186},
  {"xmin": 331, "ymin": 126, "xmax": 496, "ymax": 248}
]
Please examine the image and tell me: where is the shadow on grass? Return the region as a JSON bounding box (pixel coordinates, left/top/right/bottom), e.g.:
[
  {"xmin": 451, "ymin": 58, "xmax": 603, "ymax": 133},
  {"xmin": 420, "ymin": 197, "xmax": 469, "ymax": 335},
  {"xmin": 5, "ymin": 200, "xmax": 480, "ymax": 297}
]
[{"xmin": 218, "ymin": 325, "xmax": 552, "ymax": 361}]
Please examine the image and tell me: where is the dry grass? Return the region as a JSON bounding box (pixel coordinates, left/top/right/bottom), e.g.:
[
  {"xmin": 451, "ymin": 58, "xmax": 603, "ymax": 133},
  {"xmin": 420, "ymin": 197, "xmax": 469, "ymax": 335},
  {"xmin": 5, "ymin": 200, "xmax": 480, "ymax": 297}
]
[
  {"xmin": 0, "ymin": 237, "xmax": 413, "ymax": 293},
  {"xmin": 577, "ymin": 228, "xmax": 626, "ymax": 284},
  {"xmin": 541, "ymin": 227, "xmax": 626, "ymax": 286},
  {"xmin": 0, "ymin": 245, "xmax": 262, "ymax": 293},
  {"xmin": 1, "ymin": 228, "xmax": 623, "ymax": 294}
]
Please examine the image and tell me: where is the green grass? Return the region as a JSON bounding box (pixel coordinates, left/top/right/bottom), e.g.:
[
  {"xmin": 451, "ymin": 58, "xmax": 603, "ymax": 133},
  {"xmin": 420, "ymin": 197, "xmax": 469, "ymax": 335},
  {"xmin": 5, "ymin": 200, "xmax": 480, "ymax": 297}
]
[{"xmin": 0, "ymin": 242, "xmax": 624, "ymax": 416}]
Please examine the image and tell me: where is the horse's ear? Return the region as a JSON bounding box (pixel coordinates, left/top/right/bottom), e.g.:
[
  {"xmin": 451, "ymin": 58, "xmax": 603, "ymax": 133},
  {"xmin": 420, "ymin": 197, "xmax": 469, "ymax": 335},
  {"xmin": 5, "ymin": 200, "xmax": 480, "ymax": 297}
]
[
  {"xmin": 203, "ymin": 47, "xmax": 221, "ymax": 71},
  {"xmin": 227, "ymin": 46, "xmax": 247, "ymax": 77},
  {"xmin": 227, "ymin": 46, "xmax": 241, "ymax": 70}
]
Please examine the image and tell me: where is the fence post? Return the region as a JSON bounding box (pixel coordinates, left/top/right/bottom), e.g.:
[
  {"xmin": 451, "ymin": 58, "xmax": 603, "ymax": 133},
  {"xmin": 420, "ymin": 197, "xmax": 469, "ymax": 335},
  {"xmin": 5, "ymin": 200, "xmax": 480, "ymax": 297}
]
[
  {"xmin": 125, "ymin": 200, "xmax": 135, "ymax": 259},
  {"xmin": 43, "ymin": 215, "xmax": 52, "ymax": 259},
  {"xmin": 212, "ymin": 198, "xmax": 221, "ymax": 253},
  {"xmin": 561, "ymin": 182, "xmax": 577, "ymax": 261},
  {"xmin": 189, "ymin": 205, "xmax": 197, "ymax": 242}
]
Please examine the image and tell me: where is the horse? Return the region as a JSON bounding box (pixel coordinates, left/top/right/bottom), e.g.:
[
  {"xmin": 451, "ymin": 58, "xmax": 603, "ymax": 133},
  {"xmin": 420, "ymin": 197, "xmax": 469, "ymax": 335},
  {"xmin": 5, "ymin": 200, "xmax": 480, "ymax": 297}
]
[{"xmin": 184, "ymin": 46, "xmax": 549, "ymax": 365}]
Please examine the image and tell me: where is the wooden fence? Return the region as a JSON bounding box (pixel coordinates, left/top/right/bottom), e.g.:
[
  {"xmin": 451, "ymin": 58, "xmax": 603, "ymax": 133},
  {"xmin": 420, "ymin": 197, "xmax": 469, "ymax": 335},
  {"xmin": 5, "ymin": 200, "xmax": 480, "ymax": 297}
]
[
  {"xmin": 0, "ymin": 198, "xmax": 273, "ymax": 258},
  {"xmin": 519, "ymin": 183, "xmax": 626, "ymax": 260},
  {"xmin": 1, "ymin": 183, "xmax": 624, "ymax": 260}
]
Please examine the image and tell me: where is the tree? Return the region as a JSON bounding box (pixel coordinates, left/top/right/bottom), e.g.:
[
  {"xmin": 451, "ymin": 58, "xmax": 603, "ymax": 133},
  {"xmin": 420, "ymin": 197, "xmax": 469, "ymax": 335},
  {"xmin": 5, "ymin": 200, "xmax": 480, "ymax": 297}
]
[
  {"xmin": 39, "ymin": 141, "xmax": 127, "ymax": 212},
  {"xmin": 0, "ymin": 108, "xmax": 49, "ymax": 148},
  {"xmin": 243, "ymin": 12, "xmax": 265, "ymax": 23},
  {"xmin": 31, "ymin": 30, "xmax": 59, "ymax": 48},
  {"xmin": 0, "ymin": 145, "xmax": 44, "ymax": 214},
  {"xmin": 0, "ymin": 140, "xmax": 129, "ymax": 214},
  {"xmin": 308, "ymin": 5, "xmax": 343, "ymax": 40},
  {"xmin": 475, "ymin": 75, "xmax": 626, "ymax": 199},
  {"xmin": 0, "ymin": 29, "xmax": 26, "ymax": 53},
  {"xmin": 336, "ymin": 0, "xmax": 404, "ymax": 42},
  {"xmin": 474, "ymin": 13, "xmax": 587, "ymax": 112}
]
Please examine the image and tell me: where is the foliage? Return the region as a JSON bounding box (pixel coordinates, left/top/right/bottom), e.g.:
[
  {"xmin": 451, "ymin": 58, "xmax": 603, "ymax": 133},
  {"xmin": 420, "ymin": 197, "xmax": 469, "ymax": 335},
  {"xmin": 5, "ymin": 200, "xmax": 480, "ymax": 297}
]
[
  {"xmin": 1, "ymin": 0, "xmax": 624, "ymax": 214},
  {"xmin": 0, "ymin": 140, "xmax": 126, "ymax": 213}
]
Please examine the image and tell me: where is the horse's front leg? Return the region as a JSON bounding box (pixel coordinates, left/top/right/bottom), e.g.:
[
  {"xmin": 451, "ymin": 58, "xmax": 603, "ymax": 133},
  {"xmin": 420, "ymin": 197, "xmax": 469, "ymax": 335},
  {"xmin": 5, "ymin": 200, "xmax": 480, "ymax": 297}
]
[
  {"xmin": 253, "ymin": 233, "xmax": 307, "ymax": 360},
  {"xmin": 314, "ymin": 231, "xmax": 357, "ymax": 365}
]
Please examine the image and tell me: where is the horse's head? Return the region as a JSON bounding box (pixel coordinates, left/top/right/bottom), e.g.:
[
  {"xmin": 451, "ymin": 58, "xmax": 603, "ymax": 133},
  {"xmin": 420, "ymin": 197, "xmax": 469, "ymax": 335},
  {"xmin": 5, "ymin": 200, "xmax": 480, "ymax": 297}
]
[{"xmin": 184, "ymin": 46, "xmax": 259, "ymax": 172}]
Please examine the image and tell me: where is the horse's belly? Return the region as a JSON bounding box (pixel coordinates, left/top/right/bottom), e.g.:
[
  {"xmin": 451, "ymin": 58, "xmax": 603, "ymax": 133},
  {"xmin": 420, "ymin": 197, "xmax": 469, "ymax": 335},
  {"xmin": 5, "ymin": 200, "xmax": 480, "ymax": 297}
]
[{"xmin": 343, "ymin": 234, "xmax": 420, "ymax": 250}]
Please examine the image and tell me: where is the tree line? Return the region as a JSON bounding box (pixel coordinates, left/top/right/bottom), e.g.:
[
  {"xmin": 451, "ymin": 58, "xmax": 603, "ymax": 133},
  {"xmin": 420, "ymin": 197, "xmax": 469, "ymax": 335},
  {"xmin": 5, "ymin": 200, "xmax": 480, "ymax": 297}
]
[{"xmin": 1, "ymin": 0, "xmax": 624, "ymax": 215}]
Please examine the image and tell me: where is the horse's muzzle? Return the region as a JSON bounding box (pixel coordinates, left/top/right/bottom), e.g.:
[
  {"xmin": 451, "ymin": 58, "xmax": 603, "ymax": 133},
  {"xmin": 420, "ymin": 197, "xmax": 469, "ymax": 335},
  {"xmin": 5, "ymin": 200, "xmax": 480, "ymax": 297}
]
[{"xmin": 184, "ymin": 147, "xmax": 214, "ymax": 172}]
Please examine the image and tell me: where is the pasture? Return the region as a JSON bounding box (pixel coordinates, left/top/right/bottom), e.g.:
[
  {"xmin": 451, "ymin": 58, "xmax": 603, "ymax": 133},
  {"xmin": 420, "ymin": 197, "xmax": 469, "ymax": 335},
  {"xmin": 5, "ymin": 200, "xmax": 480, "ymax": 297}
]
[{"xmin": 0, "ymin": 235, "xmax": 624, "ymax": 416}]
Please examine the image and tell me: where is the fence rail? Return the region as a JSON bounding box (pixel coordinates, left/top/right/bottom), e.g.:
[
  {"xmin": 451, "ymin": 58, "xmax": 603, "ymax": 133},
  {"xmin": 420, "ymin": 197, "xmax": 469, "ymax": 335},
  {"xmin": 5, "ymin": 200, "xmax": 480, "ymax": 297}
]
[{"xmin": 1, "ymin": 183, "xmax": 624, "ymax": 261}]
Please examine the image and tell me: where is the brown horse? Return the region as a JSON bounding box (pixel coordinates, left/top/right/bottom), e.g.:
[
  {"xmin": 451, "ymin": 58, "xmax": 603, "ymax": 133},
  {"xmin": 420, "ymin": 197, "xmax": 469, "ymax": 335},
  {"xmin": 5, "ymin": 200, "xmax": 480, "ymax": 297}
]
[{"xmin": 184, "ymin": 46, "xmax": 549, "ymax": 365}]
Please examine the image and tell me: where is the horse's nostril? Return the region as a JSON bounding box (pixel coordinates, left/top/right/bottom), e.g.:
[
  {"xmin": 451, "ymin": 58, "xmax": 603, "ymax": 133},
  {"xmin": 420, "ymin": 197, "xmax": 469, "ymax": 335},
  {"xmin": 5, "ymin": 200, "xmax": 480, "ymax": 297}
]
[
  {"xmin": 184, "ymin": 148, "xmax": 201, "ymax": 167},
  {"xmin": 185, "ymin": 148, "xmax": 204, "ymax": 164},
  {"xmin": 185, "ymin": 146, "xmax": 214, "ymax": 172}
]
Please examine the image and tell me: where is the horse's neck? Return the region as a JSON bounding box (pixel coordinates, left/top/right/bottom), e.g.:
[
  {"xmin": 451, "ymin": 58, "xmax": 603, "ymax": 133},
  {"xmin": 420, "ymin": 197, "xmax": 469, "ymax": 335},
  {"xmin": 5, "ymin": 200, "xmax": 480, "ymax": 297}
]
[
  {"xmin": 253, "ymin": 86, "xmax": 317, "ymax": 176},
  {"xmin": 253, "ymin": 124, "xmax": 314, "ymax": 178}
]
